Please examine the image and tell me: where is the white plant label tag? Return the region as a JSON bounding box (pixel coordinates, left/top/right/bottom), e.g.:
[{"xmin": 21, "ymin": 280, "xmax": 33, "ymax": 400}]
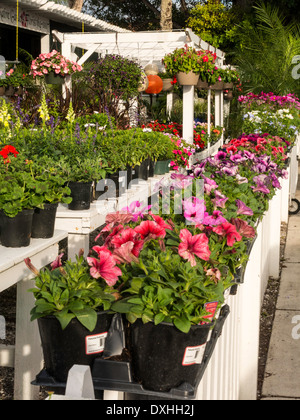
[
  {"xmin": 85, "ymin": 332, "xmax": 108, "ymax": 355},
  {"xmin": 182, "ymin": 343, "xmax": 206, "ymax": 366}
]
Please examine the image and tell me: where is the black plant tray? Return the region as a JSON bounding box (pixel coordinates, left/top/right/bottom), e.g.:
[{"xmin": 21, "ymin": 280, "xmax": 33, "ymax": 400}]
[{"xmin": 32, "ymin": 305, "xmax": 230, "ymax": 400}]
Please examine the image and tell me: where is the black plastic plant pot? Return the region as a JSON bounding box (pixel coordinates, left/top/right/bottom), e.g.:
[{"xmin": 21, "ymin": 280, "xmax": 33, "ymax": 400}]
[
  {"xmin": 109, "ymin": 171, "xmax": 127, "ymax": 197},
  {"xmin": 126, "ymin": 319, "xmax": 213, "ymax": 393},
  {"xmin": 68, "ymin": 181, "xmax": 92, "ymax": 211},
  {"xmin": 127, "ymin": 167, "xmax": 132, "ymax": 189},
  {"xmin": 0, "ymin": 209, "xmax": 34, "ymax": 248},
  {"xmin": 132, "ymin": 165, "xmax": 140, "ymax": 181},
  {"xmin": 37, "ymin": 311, "xmax": 114, "ymax": 383},
  {"xmin": 148, "ymin": 160, "xmax": 155, "ymax": 178},
  {"xmin": 139, "ymin": 160, "xmax": 149, "ymax": 181},
  {"xmin": 31, "ymin": 203, "xmax": 58, "ymax": 239}
]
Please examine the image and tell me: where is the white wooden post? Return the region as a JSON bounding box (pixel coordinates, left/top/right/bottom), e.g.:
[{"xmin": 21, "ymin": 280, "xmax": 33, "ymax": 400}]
[
  {"xmin": 214, "ymin": 91, "xmax": 221, "ymax": 127},
  {"xmin": 182, "ymin": 85, "xmax": 194, "ymax": 144},
  {"xmin": 166, "ymin": 91, "xmax": 174, "ymax": 119},
  {"xmin": 61, "ymin": 41, "xmax": 72, "ymax": 99}
]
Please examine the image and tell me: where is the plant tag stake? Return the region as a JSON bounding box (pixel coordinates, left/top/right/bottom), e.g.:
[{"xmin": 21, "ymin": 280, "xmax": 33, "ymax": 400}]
[
  {"xmin": 182, "ymin": 343, "xmax": 206, "ymax": 366},
  {"xmin": 85, "ymin": 332, "xmax": 108, "ymax": 355}
]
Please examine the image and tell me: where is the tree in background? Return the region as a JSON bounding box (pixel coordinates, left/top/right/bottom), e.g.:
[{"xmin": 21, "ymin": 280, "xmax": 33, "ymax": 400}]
[
  {"xmin": 186, "ymin": 0, "xmax": 238, "ymax": 52},
  {"xmin": 83, "ymin": 0, "xmax": 198, "ymax": 31},
  {"xmin": 161, "ymin": 0, "xmax": 173, "ymax": 30}
]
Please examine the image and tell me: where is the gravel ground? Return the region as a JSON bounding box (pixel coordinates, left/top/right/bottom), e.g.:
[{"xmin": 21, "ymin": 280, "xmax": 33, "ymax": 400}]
[{"xmin": 0, "ymin": 223, "xmax": 287, "ymax": 400}]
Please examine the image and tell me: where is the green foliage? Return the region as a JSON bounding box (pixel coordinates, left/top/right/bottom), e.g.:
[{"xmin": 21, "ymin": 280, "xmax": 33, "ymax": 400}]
[
  {"xmin": 112, "ymin": 234, "xmax": 228, "ymax": 333},
  {"xmin": 233, "ymin": 2, "xmax": 300, "ymax": 96},
  {"xmin": 28, "ymin": 255, "xmax": 116, "ymax": 331},
  {"xmin": 187, "ymin": 0, "xmax": 237, "ymax": 51}
]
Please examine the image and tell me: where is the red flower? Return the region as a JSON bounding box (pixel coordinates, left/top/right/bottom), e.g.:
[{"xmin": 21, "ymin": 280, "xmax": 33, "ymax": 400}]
[
  {"xmin": 134, "ymin": 220, "xmax": 166, "ymax": 240},
  {"xmin": 149, "ymin": 213, "xmax": 173, "ymax": 231},
  {"xmin": 111, "ymin": 228, "xmax": 144, "ymax": 257},
  {"xmin": 213, "ymin": 222, "xmax": 242, "ymax": 247},
  {"xmin": 0, "ymin": 145, "xmax": 19, "ymax": 159}
]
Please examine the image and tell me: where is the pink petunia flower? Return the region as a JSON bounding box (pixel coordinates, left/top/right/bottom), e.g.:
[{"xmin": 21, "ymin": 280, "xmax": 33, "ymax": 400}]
[
  {"xmin": 178, "ymin": 229, "xmax": 211, "ymax": 266},
  {"xmin": 183, "ymin": 197, "xmax": 205, "ymax": 224},
  {"xmin": 51, "ymin": 253, "xmax": 64, "ymax": 270},
  {"xmin": 111, "ymin": 228, "xmax": 144, "ymax": 257},
  {"xmin": 87, "ymin": 247, "xmax": 122, "ymax": 286}
]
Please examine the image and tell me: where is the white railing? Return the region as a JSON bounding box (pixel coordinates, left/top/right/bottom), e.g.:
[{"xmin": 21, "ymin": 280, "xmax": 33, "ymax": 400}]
[{"xmin": 102, "ymin": 143, "xmax": 294, "ymax": 401}]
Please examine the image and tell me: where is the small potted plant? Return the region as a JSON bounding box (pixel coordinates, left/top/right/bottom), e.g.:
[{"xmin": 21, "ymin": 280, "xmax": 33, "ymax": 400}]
[
  {"xmin": 158, "ymin": 71, "xmax": 176, "ymax": 92},
  {"xmin": 29, "ymin": 156, "xmax": 72, "ymax": 238},
  {"xmin": 25, "ymin": 248, "xmax": 122, "ymax": 382},
  {"xmin": 0, "ymin": 144, "xmax": 45, "ymax": 247},
  {"xmin": 30, "ymin": 50, "xmax": 83, "ymax": 84}
]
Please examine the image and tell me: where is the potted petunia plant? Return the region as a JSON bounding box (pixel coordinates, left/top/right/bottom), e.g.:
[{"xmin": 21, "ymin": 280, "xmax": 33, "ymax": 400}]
[
  {"xmin": 25, "ymin": 249, "xmax": 122, "ymax": 383},
  {"xmin": 91, "ymin": 187, "xmax": 238, "ymax": 392}
]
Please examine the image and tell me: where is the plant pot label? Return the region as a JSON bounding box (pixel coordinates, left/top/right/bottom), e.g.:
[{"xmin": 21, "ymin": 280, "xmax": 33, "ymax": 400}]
[
  {"xmin": 182, "ymin": 343, "xmax": 206, "ymax": 366},
  {"xmin": 85, "ymin": 331, "xmax": 108, "ymax": 355},
  {"xmin": 203, "ymin": 301, "xmax": 219, "ymax": 322}
]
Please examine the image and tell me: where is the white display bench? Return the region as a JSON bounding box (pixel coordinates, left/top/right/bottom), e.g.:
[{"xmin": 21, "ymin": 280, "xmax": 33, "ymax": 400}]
[
  {"xmin": 0, "ymin": 230, "xmax": 68, "ymax": 400},
  {"xmin": 54, "ymin": 174, "xmax": 171, "ymax": 261}
]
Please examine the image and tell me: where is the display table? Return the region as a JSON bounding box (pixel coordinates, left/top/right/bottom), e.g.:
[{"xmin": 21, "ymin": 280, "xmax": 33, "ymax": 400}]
[
  {"xmin": 0, "ymin": 230, "xmax": 68, "ymax": 400},
  {"xmin": 55, "ymin": 174, "xmax": 171, "ymax": 260}
]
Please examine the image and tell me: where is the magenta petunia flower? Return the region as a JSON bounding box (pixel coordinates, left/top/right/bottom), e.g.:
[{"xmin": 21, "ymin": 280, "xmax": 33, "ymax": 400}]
[
  {"xmin": 182, "ymin": 197, "xmax": 205, "ymax": 224},
  {"xmin": 203, "ymin": 210, "xmax": 227, "ymax": 226}
]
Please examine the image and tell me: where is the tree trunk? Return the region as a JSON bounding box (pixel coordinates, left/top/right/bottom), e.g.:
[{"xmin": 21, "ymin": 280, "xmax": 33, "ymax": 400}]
[
  {"xmin": 160, "ymin": 0, "xmax": 173, "ymax": 31},
  {"xmin": 68, "ymin": 0, "xmax": 84, "ymax": 12}
]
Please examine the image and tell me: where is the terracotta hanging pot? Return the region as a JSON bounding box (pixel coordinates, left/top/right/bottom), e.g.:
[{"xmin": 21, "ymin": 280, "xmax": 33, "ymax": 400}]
[
  {"xmin": 197, "ymin": 80, "xmax": 209, "ymax": 90},
  {"xmin": 223, "ymin": 82, "xmax": 234, "ymax": 89},
  {"xmin": 209, "ymin": 81, "xmax": 224, "ymax": 91},
  {"xmin": 162, "ymin": 78, "xmax": 173, "ymax": 92},
  {"xmin": 176, "ymin": 71, "xmax": 199, "ymax": 86}
]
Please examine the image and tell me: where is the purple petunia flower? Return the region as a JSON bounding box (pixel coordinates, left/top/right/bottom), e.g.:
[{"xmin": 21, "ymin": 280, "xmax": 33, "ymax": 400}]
[{"xmin": 236, "ymin": 199, "xmax": 253, "ymax": 216}]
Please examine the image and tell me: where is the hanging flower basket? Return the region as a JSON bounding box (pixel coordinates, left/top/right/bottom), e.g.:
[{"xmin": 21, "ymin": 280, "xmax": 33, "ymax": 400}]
[
  {"xmin": 162, "ymin": 78, "xmax": 173, "ymax": 92},
  {"xmin": 209, "ymin": 81, "xmax": 224, "ymax": 90},
  {"xmin": 176, "ymin": 71, "xmax": 199, "ymax": 86},
  {"xmin": 45, "ymin": 72, "xmax": 65, "ymax": 85},
  {"xmin": 197, "ymin": 80, "xmax": 209, "ymax": 90}
]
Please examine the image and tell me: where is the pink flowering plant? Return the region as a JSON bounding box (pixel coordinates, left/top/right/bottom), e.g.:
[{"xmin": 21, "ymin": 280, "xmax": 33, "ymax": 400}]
[
  {"xmin": 94, "ymin": 198, "xmax": 234, "ymax": 333},
  {"xmin": 25, "ymin": 249, "xmax": 121, "ymax": 332},
  {"xmin": 30, "ymin": 50, "xmax": 82, "ymax": 78}
]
